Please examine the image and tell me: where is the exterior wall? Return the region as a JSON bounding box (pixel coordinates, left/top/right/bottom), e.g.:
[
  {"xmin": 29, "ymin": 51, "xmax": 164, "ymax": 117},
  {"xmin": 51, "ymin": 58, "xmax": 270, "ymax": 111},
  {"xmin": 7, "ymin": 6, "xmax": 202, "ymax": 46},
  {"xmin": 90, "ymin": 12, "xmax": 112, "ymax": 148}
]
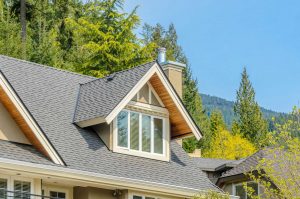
[
  {"xmin": 43, "ymin": 183, "xmax": 74, "ymax": 199},
  {"xmin": 163, "ymin": 68, "xmax": 183, "ymax": 98},
  {"xmin": 93, "ymin": 123, "xmax": 112, "ymax": 150},
  {"xmin": 0, "ymin": 102, "xmax": 30, "ymax": 144},
  {"xmin": 74, "ymin": 187, "xmax": 127, "ymax": 199}
]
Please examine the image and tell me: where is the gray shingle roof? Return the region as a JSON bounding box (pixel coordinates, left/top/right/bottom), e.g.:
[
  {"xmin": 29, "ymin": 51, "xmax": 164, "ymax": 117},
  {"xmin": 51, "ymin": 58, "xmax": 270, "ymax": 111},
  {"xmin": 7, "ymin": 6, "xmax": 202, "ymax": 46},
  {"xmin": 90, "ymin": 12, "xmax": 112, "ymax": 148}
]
[
  {"xmin": 193, "ymin": 158, "xmax": 237, "ymax": 171},
  {"xmin": 0, "ymin": 55, "xmax": 218, "ymax": 191},
  {"xmin": 0, "ymin": 140, "xmax": 55, "ymax": 165},
  {"xmin": 221, "ymin": 150, "xmax": 263, "ymax": 178},
  {"xmin": 74, "ymin": 61, "xmax": 156, "ymax": 123}
]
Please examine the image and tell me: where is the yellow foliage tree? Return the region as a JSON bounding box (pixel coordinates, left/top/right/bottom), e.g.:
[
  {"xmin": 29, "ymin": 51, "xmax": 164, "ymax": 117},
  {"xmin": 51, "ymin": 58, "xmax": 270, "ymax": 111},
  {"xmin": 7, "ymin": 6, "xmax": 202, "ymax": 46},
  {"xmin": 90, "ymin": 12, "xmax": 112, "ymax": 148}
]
[{"xmin": 203, "ymin": 130, "xmax": 256, "ymax": 160}]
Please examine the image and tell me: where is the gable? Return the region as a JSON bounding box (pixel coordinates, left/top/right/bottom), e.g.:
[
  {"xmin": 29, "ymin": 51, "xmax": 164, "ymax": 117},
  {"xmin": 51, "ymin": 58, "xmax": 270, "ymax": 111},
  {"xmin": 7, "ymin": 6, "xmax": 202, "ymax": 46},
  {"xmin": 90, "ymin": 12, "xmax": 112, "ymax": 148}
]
[
  {"xmin": 0, "ymin": 71, "xmax": 64, "ymax": 165},
  {"xmin": 74, "ymin": 62, "xmax": 202, "ymax": 140},
  {"xmin": 0, "ymin": 102, "xmax": 30, "ymax": 144}
]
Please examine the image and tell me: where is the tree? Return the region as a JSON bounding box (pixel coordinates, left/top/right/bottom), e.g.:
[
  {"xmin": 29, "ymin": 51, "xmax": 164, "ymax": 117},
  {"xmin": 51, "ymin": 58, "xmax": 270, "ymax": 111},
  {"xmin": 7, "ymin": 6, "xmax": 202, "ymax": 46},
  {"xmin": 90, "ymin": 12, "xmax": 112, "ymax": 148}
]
[
  {"xmin": 233, "ymin": 68, "xmax": 268, "ymax": 147},
  {"xmin": 210, "ymin": 109, "xmax": 226, "ymax": 135},
  {"xmin": 64, "ymin": 0, "xmax": 154, "ymax": 77},
  {"xmin": 203, "ymin": 129, "xmax": 256, "ymax": 160}
]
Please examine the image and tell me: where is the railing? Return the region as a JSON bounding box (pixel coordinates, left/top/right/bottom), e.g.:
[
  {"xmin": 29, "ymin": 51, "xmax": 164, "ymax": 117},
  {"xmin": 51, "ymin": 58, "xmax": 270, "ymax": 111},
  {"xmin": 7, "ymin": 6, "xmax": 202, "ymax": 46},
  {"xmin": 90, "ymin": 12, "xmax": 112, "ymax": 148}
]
[{"xmin": 0, "ymin": 190, "xmax": 64, "ymax": 199}]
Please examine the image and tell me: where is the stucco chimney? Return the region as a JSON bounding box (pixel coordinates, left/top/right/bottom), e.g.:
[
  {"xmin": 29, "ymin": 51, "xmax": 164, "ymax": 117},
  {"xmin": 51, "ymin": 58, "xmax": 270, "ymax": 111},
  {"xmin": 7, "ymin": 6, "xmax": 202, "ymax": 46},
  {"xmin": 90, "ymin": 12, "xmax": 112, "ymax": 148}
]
[{"xmin": 157, "ymin": 48, "xmax": 186, "ymax": 98}]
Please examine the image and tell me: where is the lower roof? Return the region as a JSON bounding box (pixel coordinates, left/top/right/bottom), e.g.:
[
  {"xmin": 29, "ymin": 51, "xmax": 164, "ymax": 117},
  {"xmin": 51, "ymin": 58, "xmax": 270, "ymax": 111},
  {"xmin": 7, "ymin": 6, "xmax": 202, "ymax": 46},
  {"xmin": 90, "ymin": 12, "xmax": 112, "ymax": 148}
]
[{"xmin": 0, "ymin": 55, "xmax": 217, "ymax": 192}]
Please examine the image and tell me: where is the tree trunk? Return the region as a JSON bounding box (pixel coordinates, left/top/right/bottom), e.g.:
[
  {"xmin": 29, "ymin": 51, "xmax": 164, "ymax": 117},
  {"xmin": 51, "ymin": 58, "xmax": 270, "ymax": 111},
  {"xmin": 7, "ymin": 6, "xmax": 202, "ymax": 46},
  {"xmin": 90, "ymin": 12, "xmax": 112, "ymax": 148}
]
[{"xmin": 20, "ymin": 0, "xmax": 26, "ymax": 59}]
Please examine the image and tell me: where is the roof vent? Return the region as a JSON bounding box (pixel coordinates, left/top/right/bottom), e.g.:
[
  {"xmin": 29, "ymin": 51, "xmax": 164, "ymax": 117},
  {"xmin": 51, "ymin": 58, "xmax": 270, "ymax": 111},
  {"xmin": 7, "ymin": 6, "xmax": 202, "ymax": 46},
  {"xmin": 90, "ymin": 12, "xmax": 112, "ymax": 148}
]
[
  {"xmin": 157, "ymin": 47, "xmax": 166, "ymax": 64},
  {"xmin": 106, "ymin": 73, "xmax": 116, "ymax": 82}
]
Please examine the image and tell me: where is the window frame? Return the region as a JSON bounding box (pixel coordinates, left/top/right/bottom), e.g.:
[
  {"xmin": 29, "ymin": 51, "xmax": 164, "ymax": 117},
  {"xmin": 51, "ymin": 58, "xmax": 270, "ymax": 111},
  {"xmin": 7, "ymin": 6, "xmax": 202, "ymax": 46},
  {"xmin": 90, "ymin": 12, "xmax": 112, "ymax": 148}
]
[
  {"xmin": 233, "ymin": 181, "xmax": 261, "ymax": 199},
  {"xmin": 113, "ymin": 109, "xmax": 170, "ymax": 161},
  {"xmin": 0, "ymin": 173, "xmax": 34, "ymax": 199}
]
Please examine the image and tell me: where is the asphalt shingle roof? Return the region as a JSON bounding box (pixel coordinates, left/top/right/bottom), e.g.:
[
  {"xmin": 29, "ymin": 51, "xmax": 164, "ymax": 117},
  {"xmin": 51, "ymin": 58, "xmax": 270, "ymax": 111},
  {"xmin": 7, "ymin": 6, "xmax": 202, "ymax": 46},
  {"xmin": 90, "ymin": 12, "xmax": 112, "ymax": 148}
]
[
  {"xmin": 74, "ymin": 61, "xmax": 156, "ymax": 123},
  {"xmin": 0, "ymin": 55, "xmax": 218, "ymax": 191},
  {"xmin": 221, "ymin": 150, "xmax": 264, "ymax": 178},
  {"xmin": 193, "ymin": 158, "xmax": 237, "ymax": 171},
  {"xmin": 0, "ymin": 140, "xmax": 55, "ymax": 165}
]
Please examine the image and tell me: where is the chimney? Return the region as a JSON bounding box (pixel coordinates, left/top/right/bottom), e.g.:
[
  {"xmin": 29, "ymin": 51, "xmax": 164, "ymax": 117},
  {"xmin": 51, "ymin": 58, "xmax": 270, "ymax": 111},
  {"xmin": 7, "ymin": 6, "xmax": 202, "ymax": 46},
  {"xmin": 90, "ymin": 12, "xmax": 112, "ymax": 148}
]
[{"xmin": 157, "ymin": 48, "xmax": 186, "ymax": 98}]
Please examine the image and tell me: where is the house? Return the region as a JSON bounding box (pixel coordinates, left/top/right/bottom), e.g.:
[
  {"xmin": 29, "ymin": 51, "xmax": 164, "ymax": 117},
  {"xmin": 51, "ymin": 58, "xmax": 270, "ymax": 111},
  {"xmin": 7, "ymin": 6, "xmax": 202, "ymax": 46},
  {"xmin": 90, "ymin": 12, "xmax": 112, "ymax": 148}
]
[
  {"xmin": 215, "ymin": 148, "xmax": 300, "ymax": 199},
  {"xmin": 0, "ymin": 48, "xmax": 220, "ymax": 199}
]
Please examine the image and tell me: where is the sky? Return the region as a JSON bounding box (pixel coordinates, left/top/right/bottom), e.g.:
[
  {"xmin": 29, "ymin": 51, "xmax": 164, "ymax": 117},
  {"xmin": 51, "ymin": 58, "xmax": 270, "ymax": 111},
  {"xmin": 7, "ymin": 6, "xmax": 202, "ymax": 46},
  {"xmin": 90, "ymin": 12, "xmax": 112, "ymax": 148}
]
[{"xmin": 124, "ymin": 0, "xmax": 300, "ymax": 113}]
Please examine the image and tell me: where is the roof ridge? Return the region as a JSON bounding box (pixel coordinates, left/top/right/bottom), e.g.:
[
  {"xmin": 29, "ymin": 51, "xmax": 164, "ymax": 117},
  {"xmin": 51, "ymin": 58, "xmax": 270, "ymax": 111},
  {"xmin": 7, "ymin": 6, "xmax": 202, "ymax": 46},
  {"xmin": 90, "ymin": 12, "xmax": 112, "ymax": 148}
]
[
  {"xmin": 79, "ymin": 60, "xmax": 157, "ymax": 86},
  {"xmin": 0, "ymin": 55, "xmax": 96, "ymax": 80}
]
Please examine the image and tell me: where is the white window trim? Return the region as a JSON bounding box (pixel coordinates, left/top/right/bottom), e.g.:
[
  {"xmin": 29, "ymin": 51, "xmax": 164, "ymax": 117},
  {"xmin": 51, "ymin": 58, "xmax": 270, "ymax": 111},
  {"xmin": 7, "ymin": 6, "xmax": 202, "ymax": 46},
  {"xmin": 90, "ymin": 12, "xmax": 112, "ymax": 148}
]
[
  {"xmin": 233, "ymin": 181, "xmax": 261, "ymax": 199},
  {"xmin": 45, "ymin": 187, "xmax": 70, "ymax": 199},
  {"xmin": 0, "ymin": 173, "xmax": 34, "ymax": 198},
  {"xmin": 113, "ymin": 109, "xmax": 170, "ymax": 161}
]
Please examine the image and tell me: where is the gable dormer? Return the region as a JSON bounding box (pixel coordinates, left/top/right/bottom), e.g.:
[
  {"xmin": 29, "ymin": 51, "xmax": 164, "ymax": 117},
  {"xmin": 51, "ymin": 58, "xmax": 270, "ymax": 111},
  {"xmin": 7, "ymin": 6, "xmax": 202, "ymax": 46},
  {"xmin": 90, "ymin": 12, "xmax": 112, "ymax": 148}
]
[{"xmin": 73, "ymin": 58, "xmax": 202, "ymax": 161}]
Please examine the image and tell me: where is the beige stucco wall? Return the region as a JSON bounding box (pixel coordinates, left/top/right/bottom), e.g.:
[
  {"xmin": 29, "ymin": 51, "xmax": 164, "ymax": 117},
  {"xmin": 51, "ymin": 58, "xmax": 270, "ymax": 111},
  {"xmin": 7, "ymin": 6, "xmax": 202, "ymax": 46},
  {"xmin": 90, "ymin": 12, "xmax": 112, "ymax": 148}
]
[
  {"xmin": 93, "ymin": 123, "xmax": 112, "ymax": 150},
  {"xmin": 74, "ymin": 187, "xmax": 127, "ymax": 199},
  {"xmin": 43, "ymin": 183, "xmax": 74, "ymax": 199},
  {"xmin": 163, "ymin": 68, "xmax": 183, "ymax": 98},
  {"xmin": 0, "ymin": 102, "xmax": 30, "ymax": 144}
]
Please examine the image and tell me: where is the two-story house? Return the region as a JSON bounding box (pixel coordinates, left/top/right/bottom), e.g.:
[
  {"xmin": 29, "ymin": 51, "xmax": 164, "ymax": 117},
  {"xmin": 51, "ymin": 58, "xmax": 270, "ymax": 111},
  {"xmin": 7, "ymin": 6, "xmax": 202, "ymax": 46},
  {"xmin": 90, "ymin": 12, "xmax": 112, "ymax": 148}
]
[{"xmin": 0, "ymin": 48, "xmax": 220, "ymax": 199}]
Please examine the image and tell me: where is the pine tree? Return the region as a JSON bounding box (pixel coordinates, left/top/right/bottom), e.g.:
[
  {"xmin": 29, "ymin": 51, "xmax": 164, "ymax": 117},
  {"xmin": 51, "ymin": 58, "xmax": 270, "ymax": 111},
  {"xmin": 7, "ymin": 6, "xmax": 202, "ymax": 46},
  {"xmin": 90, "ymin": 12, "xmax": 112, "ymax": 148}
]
[
  {"xmin": 233, "ymin": 68, "xmax": 268, "ymax": 146},
  {"xmin": 210, "ymin": 109, "xmax": 226, "ymax": 135}
]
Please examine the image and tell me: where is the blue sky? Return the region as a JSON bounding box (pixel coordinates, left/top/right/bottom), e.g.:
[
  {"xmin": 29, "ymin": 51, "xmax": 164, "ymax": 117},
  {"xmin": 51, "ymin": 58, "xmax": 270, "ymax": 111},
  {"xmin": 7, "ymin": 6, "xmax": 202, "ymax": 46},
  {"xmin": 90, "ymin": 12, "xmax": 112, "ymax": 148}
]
[{"xmin": 124, "ymin": 0, "xmax": 300, "ymax": 113}]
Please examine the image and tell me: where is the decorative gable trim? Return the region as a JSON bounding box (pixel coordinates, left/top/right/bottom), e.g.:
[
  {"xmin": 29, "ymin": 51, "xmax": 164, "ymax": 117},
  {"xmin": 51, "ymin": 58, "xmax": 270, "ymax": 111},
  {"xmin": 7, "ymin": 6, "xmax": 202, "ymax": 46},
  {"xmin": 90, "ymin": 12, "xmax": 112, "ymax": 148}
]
[
  {"xmin": 105, "ymin": 62, "xmax": 202, "ymax": 140},
  {"xmin": 0, "ymin": 71, "xmax": 65, "ymax": 165}
]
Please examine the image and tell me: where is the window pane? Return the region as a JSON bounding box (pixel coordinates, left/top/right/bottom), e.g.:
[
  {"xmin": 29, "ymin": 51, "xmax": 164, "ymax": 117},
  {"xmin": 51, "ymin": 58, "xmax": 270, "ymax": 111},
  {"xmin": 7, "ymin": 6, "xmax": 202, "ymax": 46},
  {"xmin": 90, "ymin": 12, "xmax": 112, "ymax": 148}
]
[
  {"xmin": 142, "ymin": 115, "xmax": 151, "ymax": 152},
  {"xmin": 14, "ymin": 181, "xmax": 31, "ymax": 199},
  {"xmin": 235, "ymin": 185, "xmax": 246, "ymax": 199},
  {"xmin": 151, "ymin": 91, "xmax": 161, "ymax": 106},
  {"xmin": 138, "ymin": 84, "xmax": 149, "ymax": 103},
  {"xmin": 130, "ymin": 112, "xmax": 139, "ymax": 150},
  {"xmin": 247, "ymin": 182, "xmax": 259, "ymax": 198},
  {"xmin": 0, "ymin": 178, "xmax": 7, "ymax": 199},
  {"xmin": 154, "ymin": 118, "xmax": 163, "ymax": 154},
  {"xmin": 133, "ymin": 196, "xmax": 143, "ymax": 199},
  {"xmin": 145, "ymin": 197, "xmax": 155, "ymax": 199},
  {"xmin": 50, "ymin": 191, "xmax": 66, "ymax": 199},
  {"xmin": 117, "ymin": 111, "xmax": 128, "ymax": 148}
]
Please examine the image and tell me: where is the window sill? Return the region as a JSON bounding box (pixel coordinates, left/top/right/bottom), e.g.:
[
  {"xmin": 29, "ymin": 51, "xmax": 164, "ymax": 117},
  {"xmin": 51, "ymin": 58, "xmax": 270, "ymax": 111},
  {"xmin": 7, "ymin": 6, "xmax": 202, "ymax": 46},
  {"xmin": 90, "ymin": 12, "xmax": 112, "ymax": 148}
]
[{"xmin": 113, "ymin": 147, "xmax": 169, "ymax": 162}]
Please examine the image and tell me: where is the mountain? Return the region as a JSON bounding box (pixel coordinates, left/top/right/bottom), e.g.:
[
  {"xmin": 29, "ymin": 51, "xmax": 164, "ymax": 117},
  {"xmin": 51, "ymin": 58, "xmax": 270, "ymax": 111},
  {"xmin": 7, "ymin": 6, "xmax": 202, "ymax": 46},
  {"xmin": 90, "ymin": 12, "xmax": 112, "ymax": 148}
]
[{"xmin": 200, "ymin": 93, "xmax": 287, "ymax": 128}]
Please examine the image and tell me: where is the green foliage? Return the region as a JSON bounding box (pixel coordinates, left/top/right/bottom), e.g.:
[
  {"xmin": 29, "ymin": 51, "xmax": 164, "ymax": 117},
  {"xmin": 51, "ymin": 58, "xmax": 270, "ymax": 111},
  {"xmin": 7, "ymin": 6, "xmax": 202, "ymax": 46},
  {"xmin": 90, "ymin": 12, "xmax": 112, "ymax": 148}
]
[
  {"xmin": 193, "ymin": 191, "xmax": 230, "ymax": 199},
  {"xmin": 202, "ymin": 129, "xmax": 256, "ymax": 160},
  {"xmin": 233, "ymin": 68, "xmax": 268, "ymax": 147}
]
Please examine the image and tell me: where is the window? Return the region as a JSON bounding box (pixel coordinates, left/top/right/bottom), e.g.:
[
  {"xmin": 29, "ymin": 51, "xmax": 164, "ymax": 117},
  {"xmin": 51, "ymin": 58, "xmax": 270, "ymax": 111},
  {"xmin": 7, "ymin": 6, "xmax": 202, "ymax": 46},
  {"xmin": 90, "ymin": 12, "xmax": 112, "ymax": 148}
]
[
  {"xmin": 116, "ymin": 110, "xmax": 165, "ymax": 156},
  {"xmin": 233, "ymin": 182, "xmax": 261, "ymax": 199},
  {"xmin": 14, "ymin": 180, "xmax": 31, "ymax": 199},
  {"xmin": 117, "ymin": 111, "xmax": 128, "ymax": 148},
  {"xmin": 50, "ymin": 191, "xmax": 66, "ymax": 199},
  {"xmin": 0, "ymin": 178, "xmax": 7, "ymax": 199}
]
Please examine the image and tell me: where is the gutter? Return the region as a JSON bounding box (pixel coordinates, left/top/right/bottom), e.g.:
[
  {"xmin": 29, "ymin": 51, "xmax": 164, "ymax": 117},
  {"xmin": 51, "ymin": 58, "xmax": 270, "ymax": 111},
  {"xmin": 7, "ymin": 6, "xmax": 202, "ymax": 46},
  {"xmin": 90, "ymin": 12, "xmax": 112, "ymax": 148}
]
[{"xmin": 0, "ymin": 157, "xmax": 203, "ymax": 198}]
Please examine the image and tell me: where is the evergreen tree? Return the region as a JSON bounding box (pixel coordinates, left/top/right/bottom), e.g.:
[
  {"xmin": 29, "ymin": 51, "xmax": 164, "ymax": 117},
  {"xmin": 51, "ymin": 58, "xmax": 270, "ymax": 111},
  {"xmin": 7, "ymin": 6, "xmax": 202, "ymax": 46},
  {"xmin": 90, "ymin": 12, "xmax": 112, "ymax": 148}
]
[
  {"xmin": 233, "ymin": 68, "xmax": 268, "ymax": 146},
  {"xmin": 210, "ymin": 109, "xmax": 226, "ymax": 135}
]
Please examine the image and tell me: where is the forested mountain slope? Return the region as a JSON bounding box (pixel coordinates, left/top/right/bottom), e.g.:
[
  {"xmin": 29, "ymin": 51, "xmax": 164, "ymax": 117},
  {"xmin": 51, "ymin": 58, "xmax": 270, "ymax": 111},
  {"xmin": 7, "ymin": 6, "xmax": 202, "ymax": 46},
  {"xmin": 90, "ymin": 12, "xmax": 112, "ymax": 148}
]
[{"xmin": 201, "ymin": 93, "xmax": 287, "ymax": 127}]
